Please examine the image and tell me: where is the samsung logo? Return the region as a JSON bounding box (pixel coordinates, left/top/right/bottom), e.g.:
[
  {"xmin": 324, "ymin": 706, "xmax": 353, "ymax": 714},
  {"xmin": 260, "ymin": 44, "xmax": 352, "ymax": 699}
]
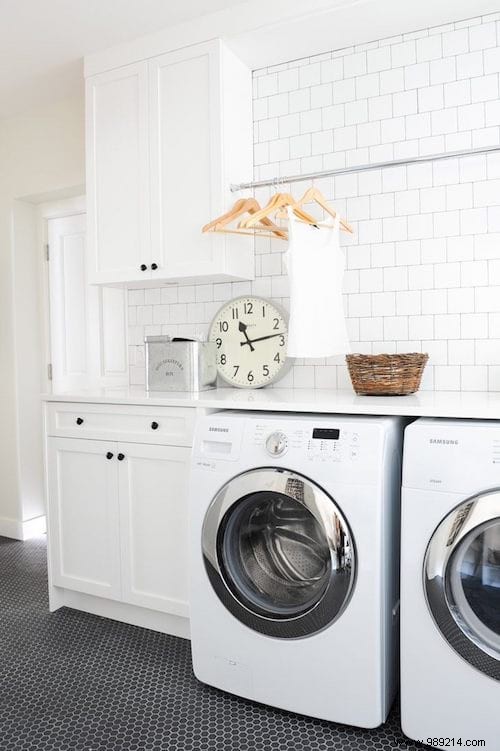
[
  {"xmin": 429, "ymin": 438, "xmax": 459, "ymax": 445},
  {"xmin": 209, "ymin": 427, "xmax": 229, "ymax": 433}
]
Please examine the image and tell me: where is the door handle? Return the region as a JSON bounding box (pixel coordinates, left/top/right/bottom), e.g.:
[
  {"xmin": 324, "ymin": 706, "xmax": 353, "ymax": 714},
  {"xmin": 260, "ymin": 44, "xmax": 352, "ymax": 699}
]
[
  {"xmin": 117, "ymin": 453, "xmax": 125, "ymax": 461},
  {"xmin": 106, "ymin": 452, "xmax": 114, "ymax": 460}
]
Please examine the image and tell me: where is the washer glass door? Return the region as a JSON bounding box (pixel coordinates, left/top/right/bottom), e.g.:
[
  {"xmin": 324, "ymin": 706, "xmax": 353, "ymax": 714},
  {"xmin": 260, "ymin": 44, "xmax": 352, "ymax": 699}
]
[
  {"xmin": 202, "ymin": 468, "xmax": 355, "ymax": 638},
  {"xmin": 424, "ymin": 490, "xmax": 500, "ymax": 680}
]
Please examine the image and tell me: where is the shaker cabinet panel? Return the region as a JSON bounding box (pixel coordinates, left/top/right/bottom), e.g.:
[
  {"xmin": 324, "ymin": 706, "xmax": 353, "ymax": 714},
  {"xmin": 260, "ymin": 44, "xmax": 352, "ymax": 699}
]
[
  {"xmin": 149, "ymin": 43, "xmax": 221, "ymax": 281},
  {"xmin": 86, "ymin": 62, "xmax": 151, "ymax": 284},
  {"xmin": 118, "ymin": 443, "xmax": 191, "ymax": 617},
  {"xmin": 47, "ymin": 437, "xmax": 121, "ymax": 599},
  {"xmin": 85, "ymin": 39, "xmax": 253, "ymax": 287}
]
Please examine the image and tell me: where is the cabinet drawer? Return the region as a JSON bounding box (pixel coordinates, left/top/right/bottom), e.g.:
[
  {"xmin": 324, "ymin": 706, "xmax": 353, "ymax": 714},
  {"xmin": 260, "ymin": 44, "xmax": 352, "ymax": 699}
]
[{"xmin": 46, "ymin": 403, "xmax": 195, "ymax": 446}]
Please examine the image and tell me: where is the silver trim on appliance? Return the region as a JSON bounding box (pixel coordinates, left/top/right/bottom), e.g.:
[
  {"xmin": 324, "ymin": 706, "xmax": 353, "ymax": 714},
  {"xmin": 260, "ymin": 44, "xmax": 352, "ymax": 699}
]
[
  {"xmin": 202, "ymin": 468, "xmax": 356, "ymax": 639},
  {"xmin": 424, "ymin": 489, "xmax": 500, "ymax": 680}
]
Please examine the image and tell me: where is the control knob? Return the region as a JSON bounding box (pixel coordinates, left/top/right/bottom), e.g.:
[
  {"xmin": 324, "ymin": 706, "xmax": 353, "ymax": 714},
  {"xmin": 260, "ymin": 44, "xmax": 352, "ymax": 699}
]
[{"xmin": 265, "ymin": 431, "xmax": 288, "ymax": 457}]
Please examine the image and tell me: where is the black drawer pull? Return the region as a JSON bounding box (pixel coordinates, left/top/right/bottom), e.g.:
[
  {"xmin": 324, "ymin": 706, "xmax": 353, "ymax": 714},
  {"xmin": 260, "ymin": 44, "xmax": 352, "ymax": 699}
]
[
  {"xmin": 140, "ymin": 264, "xmax": 148, "ymax": 271},
  {"xmin": 151, "ymin": 262, "xmax": 158, "ymax": 270},
  {"xmin": 151, "ymin": 421, "xmax": 159, "ymax": 430},
  {"xmin": 106, "ymin": 452, "xmax": 114, "ymax": 460},
  {"xmin": 117, "ymin": 453, "xmax": 125, "ymax": 461},
  {"xmin": 76, "ymin": 417, "xmax": 84, "ymax": 425}
]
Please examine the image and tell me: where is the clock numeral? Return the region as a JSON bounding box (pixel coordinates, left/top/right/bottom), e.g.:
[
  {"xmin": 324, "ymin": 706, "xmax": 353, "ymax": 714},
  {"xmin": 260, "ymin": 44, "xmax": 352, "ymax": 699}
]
[
  {"xmin": 220, "ymin": 354, "xmax": 227, "ymax": 365},
  {"xmin": 279, "ymin": 335, "xmax": 285, "ymax": 347},
  {"xmin": 247, "ymin": 370, "xmax": 254, "ymax": 383},
  {"xmin": 233, "ymin": 365, "xmax": 240, "ymax": 377},
  {"xmin": 244, "ymin": 302, "xmax": 253, "ymax": 315},
  {"xmin": 273, "ymin": 318, "xmax": 279, "ymax": 330},
  {"xmin": 263, "ymin": 365, "xmax": 269, "ymax": 377},
  {"xmin": 231, "ymin": 308, "xmax": 239, "ymax": 319},
  {"xmin": 262, "ymin": 305, "xmax": 266, "ymax": 317},
  {"xmin": 274, "ymin": 353, "xmax": 281, "ymax": 363},
  {"xmin": 219, "ymin": 321, "xmax": 229, "ymax": 332},
  {"xmin": 215, "ymin": 337, "xmax": 222, "ymax": 349}
]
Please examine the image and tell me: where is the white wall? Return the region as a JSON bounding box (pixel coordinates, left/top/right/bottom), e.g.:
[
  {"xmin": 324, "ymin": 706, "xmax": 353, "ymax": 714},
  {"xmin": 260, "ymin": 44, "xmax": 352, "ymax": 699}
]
[
  {"xmin": 128, "ymin": 10, "xmax": 500, "ymax": 392},
  {"xmin": 0, "ymin": 94, "xmax": 85, "ymax": 537}
]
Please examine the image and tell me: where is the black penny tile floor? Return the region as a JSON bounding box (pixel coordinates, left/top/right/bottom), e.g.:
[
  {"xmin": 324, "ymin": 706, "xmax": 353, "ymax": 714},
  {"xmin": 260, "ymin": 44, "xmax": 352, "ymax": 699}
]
[{"xmin": 0, "ymin": 535, "xmax": 425, "ymax": 750}]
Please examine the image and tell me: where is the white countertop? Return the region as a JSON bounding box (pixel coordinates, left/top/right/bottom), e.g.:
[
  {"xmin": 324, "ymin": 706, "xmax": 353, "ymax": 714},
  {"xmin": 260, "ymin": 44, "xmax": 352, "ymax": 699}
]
[{"xmin": 42, "ymin": 386, "xmax": 500, "ymax": 420}]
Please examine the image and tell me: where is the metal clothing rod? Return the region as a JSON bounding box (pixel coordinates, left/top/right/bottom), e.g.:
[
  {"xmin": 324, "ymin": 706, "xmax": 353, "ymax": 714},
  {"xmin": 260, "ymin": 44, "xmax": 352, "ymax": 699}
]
[{"xmin": 230, "ymin": 144, "xmax": 500, "ymax": 192}]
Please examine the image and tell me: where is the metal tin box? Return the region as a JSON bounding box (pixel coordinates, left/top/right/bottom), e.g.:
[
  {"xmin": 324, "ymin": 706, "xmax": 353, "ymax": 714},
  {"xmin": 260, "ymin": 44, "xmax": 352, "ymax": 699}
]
[{"xmin": 145, "ymin": 337, "xmax": 217, "ymax": 392}]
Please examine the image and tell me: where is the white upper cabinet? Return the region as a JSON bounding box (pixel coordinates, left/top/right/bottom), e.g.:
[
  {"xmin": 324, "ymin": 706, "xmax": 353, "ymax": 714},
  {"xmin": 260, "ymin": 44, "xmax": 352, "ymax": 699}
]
[
  {"xmin": 86, "ymin": 63, "xmax": 151, "ymax": 284},
  {"xmin": 86, "ymin": 39, "xmax": 253, "ymax": 287}
]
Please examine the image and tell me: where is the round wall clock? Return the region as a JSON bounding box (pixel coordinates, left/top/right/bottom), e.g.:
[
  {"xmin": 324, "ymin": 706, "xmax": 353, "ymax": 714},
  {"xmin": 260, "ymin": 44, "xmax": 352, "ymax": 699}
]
[{"xmin": 208, "ymin": 296, "xmax": 291, "ymax": 388}]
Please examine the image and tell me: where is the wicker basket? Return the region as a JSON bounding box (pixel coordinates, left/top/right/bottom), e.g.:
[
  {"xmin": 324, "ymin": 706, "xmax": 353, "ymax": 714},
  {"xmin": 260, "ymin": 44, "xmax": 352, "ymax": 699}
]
[{"xmin": 346, "ymin": 353, "xmax": 429, "ymax": 396}]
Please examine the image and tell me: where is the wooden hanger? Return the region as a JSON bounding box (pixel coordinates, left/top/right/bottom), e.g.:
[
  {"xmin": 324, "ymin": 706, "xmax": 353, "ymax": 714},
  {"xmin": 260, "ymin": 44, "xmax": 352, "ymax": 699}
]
[
  {"xmin": 240, "ymin": 192, "xmax": 319, "ymax": 230},
  {"xmin": 290, "ymin": 187, "xmax": 353, "ymax": 234},
  {"xmin": 202, "ymin": 197, "xmax": 287, "ymax": 240}
]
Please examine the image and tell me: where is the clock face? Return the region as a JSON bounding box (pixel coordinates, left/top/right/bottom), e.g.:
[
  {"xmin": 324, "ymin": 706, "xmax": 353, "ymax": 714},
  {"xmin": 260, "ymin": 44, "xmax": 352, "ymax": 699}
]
[{"xmin": 208, "ymin": 296, "xmax": 289, "ymax": 389}]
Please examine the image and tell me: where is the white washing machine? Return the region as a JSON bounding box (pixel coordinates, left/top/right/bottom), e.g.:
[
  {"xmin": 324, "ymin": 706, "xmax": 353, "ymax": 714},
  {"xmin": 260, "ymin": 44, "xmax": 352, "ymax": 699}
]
[
  {"xmin": 401, "ymin": 418, "xmax": 500, "ymax": 749},
  {"xmin": 189, "ymin": 411, "xmax": 404, "ymax": 728}
]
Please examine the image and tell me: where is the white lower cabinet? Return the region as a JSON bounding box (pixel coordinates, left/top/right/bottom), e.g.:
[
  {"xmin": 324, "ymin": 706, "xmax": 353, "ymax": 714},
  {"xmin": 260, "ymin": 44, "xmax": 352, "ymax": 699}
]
[
  {"xmin": 118, "ymin": 443, "xmax": 190, "ymax": 617},
  {"xmin": 47, "ymin": 437, "xmax": 122, "ymax": 599},
  {"xmin": 47, "ymin": 434, "xmax": 191, "ymax": 620}
]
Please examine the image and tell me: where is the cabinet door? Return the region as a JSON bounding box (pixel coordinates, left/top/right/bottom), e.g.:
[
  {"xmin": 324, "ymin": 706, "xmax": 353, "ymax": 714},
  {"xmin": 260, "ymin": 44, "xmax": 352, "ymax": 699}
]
[
  {"xmin": 149, "ymin": 41, "xmax": 223, "ymax": 281},
  {"xmin": 118, "ymin": 443, "xmax": 190, "ymax": 617},
  {"xmin": 47, "ymin": 438, "xmax": 121, "ymax": 598},
  {"xmin": 86, "ymin": 62, "xmax": 151, "ymax": 284}
]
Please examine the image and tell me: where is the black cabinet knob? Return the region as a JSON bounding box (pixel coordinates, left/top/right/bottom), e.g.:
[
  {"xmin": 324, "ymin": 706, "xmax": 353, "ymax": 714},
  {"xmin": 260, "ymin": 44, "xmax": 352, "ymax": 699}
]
[
  {"xmin": 151, "ymin": 421, "xmax": 159, "ymax": 430},
  {"xmin": 76, "ymin": 417, "xmax": 84, "ymax": 425},
  {"xmin": 106, "ymin": 452, "xmax": 114, "ymax": 460},
  {"xmin": 117, "ymin": 453, "xmax": 125, "ymax": 461},
  {"xmin": 151, "ymin": 262, "xmax": 158, "ymax": 270},
  {"xmin": 140, "ymin": 264, "xmax": 148, "ymax": 271}
]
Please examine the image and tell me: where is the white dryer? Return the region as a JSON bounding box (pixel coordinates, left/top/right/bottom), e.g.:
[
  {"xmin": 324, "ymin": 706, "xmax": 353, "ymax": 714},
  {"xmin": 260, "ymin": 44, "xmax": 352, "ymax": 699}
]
[
  {"xmin": 189, "ymin": 411, "xmax": 404, "ymax": 728},
  {"xmin": 401, "ymin": 418, "xmax": 500, "ymax": 749}
]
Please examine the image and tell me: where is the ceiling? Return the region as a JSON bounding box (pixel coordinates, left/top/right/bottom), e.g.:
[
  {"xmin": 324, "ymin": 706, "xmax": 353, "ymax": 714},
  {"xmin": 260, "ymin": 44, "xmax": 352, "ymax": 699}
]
[{"xmin": 0, "ymin": 0, "xmax": 248, "ymax": 118}]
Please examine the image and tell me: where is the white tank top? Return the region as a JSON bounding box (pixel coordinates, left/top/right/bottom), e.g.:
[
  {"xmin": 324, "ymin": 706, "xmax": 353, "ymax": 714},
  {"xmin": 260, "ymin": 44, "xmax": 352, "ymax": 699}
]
[{"xmin": 284, "ymin": 208, "xmax": 351, "ymax": 359}]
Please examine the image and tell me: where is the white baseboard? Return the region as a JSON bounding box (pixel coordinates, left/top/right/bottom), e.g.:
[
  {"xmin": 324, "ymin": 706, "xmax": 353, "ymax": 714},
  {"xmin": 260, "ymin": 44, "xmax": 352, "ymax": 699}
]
[
  {"xmin": 50, "ymin": 585, "xmax": 191, "ymax": 640},
  {"xmin": 0, "ymin": 514, "xmax": 46, "ymax": 541}
]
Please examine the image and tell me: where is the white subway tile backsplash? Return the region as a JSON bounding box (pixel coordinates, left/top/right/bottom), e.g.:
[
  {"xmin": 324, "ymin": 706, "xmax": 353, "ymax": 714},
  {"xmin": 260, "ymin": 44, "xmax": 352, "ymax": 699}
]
[
  {"xmin": 392, "ymin": 40, "xmax": 416, "ymax": 68},
  {"xmin": 367, "ymin": 46, "xmax": 391, "ymax": 72},
  {"xmin": 380, "ymin": 68, "xmax": 405, "ymax": 94},
  {"xmin": 469, "ymin": 22, "xmax": 497, "ymax": 50},
  {"xmin": 128, "ymin": 13, "xmax": 500, "ymax": 390},
  {"xmin": 397, "ymin": 290, "xmax": 422, "ymax": 315},
  {"xmin": 384, "ymin": 316, "xmax": 409, "ymax": 340},
  {"xmin": 419, "ymin": 84, "xmax": 444, "ymax": 112},
  {"xmin": 461, "ymin": 365, "xmax": 488, "ymax": 391},
  {"xmin": 405, "ymin": 62, "xmax": 430, "ymax": 90},
  {"xmin": 471, "ymin": 74, "xmax": 499, "ymax": 102},
  {"xmin": 442, "ymin": 28, "xmax": 469, "ymax": 57},
  {"xmin": 416, "ymin": 34, "xmax": 442, "ymax": 62},
  {"xmin": 447, "ymin": 287, "xmax": 475, "ymax": 312},
  {"xmin": 422, "ymin": 288, "xmax": 448, "ymax": 313},
  {"xmin": 484, "ymin": 47, "xmax": 500, "ymax": 74},
  {"xmin": 434, "ymin": 365, "xmax": 461, "ymax": 390},
  {"xmin": 456, "ymin": 51, "xmax": 484, "ymax": 80},
  {"xmin": 476, "ymin": 339, "xmax": 500, "ymax": 364},
  {"xmin": 430, "ymin": 57, "xmax": 456, "ymax": 84}
]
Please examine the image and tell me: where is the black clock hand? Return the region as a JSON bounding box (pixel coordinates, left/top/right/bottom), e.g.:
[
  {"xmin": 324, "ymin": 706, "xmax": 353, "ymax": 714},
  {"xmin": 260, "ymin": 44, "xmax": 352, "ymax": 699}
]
[
  {"xmin": 238, "ymin": 321, "xmax": 255, "ymax": 352},
  {"xmin": 240, "ymin": 332, "xmax": 284, "ymax": 346}
]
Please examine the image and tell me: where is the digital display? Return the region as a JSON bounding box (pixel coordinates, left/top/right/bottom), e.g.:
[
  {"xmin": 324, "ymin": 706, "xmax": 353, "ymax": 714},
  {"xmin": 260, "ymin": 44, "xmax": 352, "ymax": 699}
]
[{"xmin": 312, "ymin": 428, "xmax": 340, "ymax": 440}]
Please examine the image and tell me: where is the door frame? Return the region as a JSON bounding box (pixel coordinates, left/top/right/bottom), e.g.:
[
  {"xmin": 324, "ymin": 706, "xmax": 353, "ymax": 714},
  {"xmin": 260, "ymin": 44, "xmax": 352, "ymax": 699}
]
[{"xmin": 37, "ymin": 195, "xmax": 86, "ymax": 394}]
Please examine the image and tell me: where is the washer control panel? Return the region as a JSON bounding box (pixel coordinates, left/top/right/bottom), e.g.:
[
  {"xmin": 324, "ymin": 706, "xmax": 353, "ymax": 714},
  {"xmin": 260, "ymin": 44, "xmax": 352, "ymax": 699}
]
[
  {"xmin": 253, "ymin": 423, "xmax": 361, "ymax": 463},
  {"xmin": 265, "ymin": 431, "xmax": 288, "ymax": 457}
]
